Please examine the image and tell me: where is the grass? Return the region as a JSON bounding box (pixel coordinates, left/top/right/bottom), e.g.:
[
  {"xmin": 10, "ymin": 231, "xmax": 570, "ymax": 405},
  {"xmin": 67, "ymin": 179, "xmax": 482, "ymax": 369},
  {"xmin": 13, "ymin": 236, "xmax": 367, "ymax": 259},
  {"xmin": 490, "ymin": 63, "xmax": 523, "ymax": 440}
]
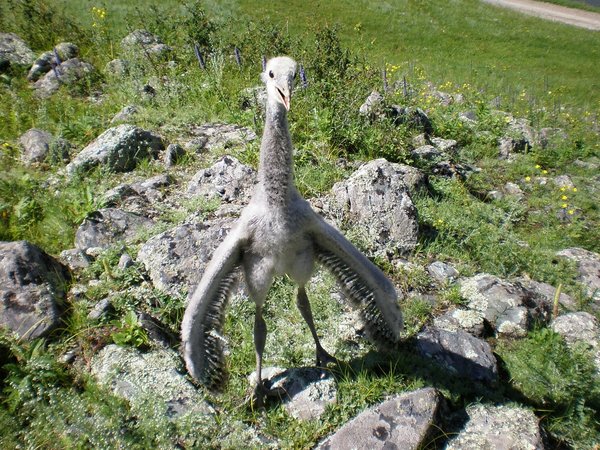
[{"xmin": 0, "ymin": 0, "xmax": 599, "ymax": 448}]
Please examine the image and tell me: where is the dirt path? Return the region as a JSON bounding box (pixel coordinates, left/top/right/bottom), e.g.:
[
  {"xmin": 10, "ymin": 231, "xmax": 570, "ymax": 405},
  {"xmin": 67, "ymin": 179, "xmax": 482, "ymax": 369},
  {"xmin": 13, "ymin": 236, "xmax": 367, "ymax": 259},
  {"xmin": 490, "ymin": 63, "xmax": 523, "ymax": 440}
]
[{"xmin": 482, "ymin": 0, "xmax": 600, "ymax": 30}]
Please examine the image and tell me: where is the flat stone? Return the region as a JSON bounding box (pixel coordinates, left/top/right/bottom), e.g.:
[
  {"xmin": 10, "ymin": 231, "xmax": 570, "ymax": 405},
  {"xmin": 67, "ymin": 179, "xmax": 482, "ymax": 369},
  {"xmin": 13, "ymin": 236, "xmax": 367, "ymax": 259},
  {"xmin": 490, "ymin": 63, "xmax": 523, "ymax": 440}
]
[
  {"xmin": 75, "ymin": 208, "xmax": 154, "ymax": 250},
  {"xmin": 317, "ymin": 388, "xmax": 442, "ymax": 450},
  {"xmin": 33, "ymin": 58, "xmax": 96, "ymax": 98},
  {"xmin": 415, "ymin": 326, "xmax": 498, "ymax": 383},
  {"xmin": 446, "ymin": 404, "xmax": 544, "ymax": 450},
  {"xmin": 433, "ymin": 309, "xmax": 485, "ymax": 336},
  {"xmin": 427, "ymin": 261, "xmax": 459, "ymax": 285},
  {"xmin": 185, "ymin": 123, "xmax": 257, "ymax": 152},
  {"xmin": 90, "ymin": 344, "xmax": 214, "ymax": 421},
  {"xmin": 19, "ymin": 128, "xmax": 70, "ymax": 165},
  {"xmin": 27, "ymin": 42, "xmax": 78, "ymax": 81},
  {"xmin": 59, "ymin": 248, "xmax": 91, "ymax": 271}
]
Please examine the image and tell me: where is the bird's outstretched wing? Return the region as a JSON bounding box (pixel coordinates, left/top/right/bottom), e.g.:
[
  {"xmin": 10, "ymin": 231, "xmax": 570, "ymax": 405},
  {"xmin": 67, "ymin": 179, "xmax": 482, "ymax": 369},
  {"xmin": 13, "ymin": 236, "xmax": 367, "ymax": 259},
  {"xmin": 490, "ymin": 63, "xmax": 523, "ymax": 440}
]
[
  {"xmin": 309, "ymin": 215, "xmax": 403, "ymax": 348},
  {"xmin": 181, "ymin": 226, "xmax": 247, "ymax": 391}
]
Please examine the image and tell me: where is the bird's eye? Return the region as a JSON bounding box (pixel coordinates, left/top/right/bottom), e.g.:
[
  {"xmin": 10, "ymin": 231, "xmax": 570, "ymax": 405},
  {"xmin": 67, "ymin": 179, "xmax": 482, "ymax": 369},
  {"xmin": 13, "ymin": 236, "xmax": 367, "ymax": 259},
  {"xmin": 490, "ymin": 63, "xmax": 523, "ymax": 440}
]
[{"xmin": 269, "ymin": 70, "xmax": 274, "ymax": 79}]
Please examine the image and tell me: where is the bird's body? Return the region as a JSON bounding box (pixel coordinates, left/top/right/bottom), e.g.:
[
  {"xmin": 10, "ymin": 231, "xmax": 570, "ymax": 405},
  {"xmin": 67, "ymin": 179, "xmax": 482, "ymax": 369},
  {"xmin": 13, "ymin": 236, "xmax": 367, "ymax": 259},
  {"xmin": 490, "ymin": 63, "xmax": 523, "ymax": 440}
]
[{"xmin": 181, "ymin": 57, "xmax": 403, "ymax": 404}]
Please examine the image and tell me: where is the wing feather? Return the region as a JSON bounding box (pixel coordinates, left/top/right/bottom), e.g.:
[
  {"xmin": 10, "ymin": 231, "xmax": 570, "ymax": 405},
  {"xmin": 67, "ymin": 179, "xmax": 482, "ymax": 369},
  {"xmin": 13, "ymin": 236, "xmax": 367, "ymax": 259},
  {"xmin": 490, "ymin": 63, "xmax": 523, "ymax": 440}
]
[
  {"xmin": 181, "ymin": 226, "xmax": 246, "ymax": 391},
  {"xmin": 309, "ymin": 215, "xmax": 403, "ymax": 348}
]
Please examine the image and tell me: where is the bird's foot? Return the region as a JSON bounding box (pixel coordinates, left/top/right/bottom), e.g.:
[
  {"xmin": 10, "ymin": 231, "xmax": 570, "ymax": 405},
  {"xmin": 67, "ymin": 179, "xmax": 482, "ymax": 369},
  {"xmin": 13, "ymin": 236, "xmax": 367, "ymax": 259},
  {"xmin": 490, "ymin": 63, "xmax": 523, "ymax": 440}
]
[
  {"xmin": 316, "ymin": 347, "xmax": 338, "ymax": 368},
  {"xmin": 246, "ymin": 380, "xmax": 269, "ymax": 410}
]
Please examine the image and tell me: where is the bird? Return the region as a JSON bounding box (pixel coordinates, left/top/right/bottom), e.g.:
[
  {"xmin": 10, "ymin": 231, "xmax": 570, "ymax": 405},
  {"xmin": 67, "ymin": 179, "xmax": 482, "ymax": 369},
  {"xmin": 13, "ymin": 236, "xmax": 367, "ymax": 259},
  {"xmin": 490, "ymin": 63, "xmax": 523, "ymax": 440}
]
[{"xmin": 181, "ymin": 56, "xmax": 403, "ymax": 405}]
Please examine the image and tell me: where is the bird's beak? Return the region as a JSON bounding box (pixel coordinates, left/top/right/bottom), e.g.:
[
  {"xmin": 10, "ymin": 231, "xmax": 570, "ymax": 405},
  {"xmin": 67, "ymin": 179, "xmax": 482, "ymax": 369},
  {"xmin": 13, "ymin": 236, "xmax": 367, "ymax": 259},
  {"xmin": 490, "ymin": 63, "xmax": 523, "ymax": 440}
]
[{"xmin": 276, "ymin": 84, "xmax": 291, "ymax": 111}]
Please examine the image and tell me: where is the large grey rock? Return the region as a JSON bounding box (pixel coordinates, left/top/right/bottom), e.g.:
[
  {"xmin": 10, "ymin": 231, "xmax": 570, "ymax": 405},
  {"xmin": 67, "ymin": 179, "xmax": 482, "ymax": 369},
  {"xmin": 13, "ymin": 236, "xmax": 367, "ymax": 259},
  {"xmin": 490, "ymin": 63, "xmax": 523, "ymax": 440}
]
[
  {"xmin": 121, "ymin": 29, "xmax": 172, "ymax": 58},
  {"xmin": 240, "ymin": 86, "xmax": 267, "ymax": 111},
  {"xmin": 184, "ymin": 123, "xmax": 257, "ymax": 152},
  {"xmin": 75, "ymin": 208, "xmax": 154, "ymax": 250},
  {"xmin": 66, "ymin": 124, "xmax": 164, "ymax": 176},
  {"xmin": 551, "ymin": 312, "xmax": 600, "ymax": 371},
  {"xmin": 33, "ymin": 58, "xmax": 96, "ymax": 98},
  {"xmin": 358, "ymin": 90, "xmax": 384, "ymax": 117},
  {"xmin": 556, "ymin": 247, "xmax": 600, "ymax": 302},
  {"xmin": 188, "ymin": 155, "xmax": 257, "ymax": 204},
  {"xmin": 110, "ymin": 105, "xmax": 138, "ymax": 124},
  {"xmin": 446, "ymin": 404, "xmax": 544, "ymax": 450},
  {"xmin": 459, "ymin": 274, "xmax": 549, "ymax": 337},
  {"xmin": 90, "ymin": 344, "xmax": 214, "ymax": 421},
  {"xmin": 0, "ymin": 241, "xmax": 70, "ymax": 339},
  {"xmin": 329, "ymin": 159, "xmax": 422, "ymax": 257},
  {"xmin": 0, "ymin": 33, "xmax": 35, "ymax": 71},
  {"xmin": 317, "ymin": 388, "xmax": 442, "ymax": 450},
  {"xmin": 415, "ymin": 326, "xmax": 498, "ymax": 383},
  {"xmin": 250, "ymin": 367, "xmax": 336, "ymax": 420},
  {"xmin": 18, "ymin": 128, "xmax": 70, "ymax": 165},
  {"xmin": 137, "ymin": 217, "xmax": 237, "ymax": 297},
  {"xmin": 27, "ymin": 42, "xmax": 78, "ymax": 81}
]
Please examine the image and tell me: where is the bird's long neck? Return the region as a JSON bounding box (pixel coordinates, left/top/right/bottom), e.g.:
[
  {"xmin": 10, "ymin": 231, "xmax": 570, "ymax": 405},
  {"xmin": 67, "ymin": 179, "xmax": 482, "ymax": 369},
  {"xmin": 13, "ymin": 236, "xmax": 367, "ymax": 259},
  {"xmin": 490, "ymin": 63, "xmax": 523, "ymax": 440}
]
[{"xmin": 258, "ymin": 102, "xmax": 295, "ymax": 205}]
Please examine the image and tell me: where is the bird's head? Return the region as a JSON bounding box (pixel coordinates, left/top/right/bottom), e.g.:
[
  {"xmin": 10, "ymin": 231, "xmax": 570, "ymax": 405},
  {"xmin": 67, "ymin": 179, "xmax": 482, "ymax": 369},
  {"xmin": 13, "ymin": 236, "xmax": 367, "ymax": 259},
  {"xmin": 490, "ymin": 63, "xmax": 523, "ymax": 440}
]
[{"xmin": 261, "ymin": 56, "xmax": 297, "ymax": 111}]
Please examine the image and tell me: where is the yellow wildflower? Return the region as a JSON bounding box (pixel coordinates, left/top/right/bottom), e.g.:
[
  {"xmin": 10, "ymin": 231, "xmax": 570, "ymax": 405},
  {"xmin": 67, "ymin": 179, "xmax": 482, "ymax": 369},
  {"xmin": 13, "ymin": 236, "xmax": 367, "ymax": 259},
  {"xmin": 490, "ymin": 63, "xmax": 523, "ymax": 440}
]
[
  {"xmin": 542, "ymin": 170, "xmax": 548, "ymax": 174},
  {"xmin": 561, "ymin": 195, "xmax": 568, "ymax": 200},
  {"xmin": 568, "ymin": 210, "xmax": 575, "ymax": 215},
  {"xmin": 525, "ymin": 176, "xmax": 531, "ymax": 182},
  {"xmin": 562, "ymin": 203, "xmax": 568, "ymax": 208},
  {"xmin": 535, "ymin": 164, "xmax": 541, "ymax": 169},
  {"xmin": 560, "ymin": 187, "xmax": 566, "ymax": 192},
  {"xmin": 572, "ymin": 187, "xmax": 577, "ymax": 192}
]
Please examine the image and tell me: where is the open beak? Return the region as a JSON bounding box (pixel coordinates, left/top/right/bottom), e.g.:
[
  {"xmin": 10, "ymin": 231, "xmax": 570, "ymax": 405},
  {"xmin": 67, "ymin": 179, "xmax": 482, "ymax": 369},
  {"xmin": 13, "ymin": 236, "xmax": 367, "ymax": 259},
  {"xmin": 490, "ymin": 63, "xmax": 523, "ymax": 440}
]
[{"xmin": 276, "ymin": 85, "xmax": 291, "ymax": 111}]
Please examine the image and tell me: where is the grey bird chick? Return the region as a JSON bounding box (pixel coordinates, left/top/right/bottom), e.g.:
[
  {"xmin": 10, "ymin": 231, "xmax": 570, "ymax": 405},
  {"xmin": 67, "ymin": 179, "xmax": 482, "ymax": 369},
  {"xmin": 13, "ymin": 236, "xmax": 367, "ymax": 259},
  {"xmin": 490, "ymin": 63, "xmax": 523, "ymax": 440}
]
[{"xmin": 181, "ymin": 56, "xmax": 403, "ymax": 406}]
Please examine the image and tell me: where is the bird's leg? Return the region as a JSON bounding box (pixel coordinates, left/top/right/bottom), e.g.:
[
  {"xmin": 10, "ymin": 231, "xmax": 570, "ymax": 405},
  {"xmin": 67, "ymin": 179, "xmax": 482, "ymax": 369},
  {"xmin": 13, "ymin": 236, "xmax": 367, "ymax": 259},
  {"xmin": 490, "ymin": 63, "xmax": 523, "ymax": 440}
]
[
  {"xmin": 252, "ymin": 304, "xmax": 268, "ymax": 408},
  {"xmin": 296, "ymin": 286, "xmax": 338, "ymax": 367}
]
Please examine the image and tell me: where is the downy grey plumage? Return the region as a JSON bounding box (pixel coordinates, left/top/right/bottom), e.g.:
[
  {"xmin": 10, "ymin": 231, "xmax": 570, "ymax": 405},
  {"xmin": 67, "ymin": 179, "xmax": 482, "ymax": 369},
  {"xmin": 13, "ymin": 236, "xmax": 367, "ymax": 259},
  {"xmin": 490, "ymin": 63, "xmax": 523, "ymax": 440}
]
[{"xmin": 181, "ymin": 56, "xmax": 403, "ymax": 404}]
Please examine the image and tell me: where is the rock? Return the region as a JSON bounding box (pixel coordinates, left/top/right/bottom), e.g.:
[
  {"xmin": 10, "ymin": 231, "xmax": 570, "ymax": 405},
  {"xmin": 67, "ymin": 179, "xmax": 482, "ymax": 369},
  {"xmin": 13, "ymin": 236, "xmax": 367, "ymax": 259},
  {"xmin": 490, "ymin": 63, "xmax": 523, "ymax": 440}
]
[
  {"xmin": 0, "ymin": 33, "xmax": 35, "ymax": 71},
  {"xmin": 110, "ymin": 105, "xmax": 138, "ymax": 124},
  {"xmin": 427, "ymin": 261, "xmax": 459, "ymax": 285},
  {"xmin": 329, "ymin": 159, "xmax": 421, "ymax": 256},
  {"xmin": 459, "ymin": 274, "xmax": 550, "ymax": 337},
  {"xmin": 317, "ymin": 388, "xmax": 442, "ymax": 450},
  {"xmin": 66, "ymin": 124, "xmax": 164, "ymax": 176},
  {"xmin": 163, "ymin": 143, "xmax": 185, "ymax": 167},
  {"xmin": 137, "ymin": 217, "xmax": 237, "ymax": 296},
  {"xmin": 359, "ymin": 90, "xmax": 384, "ymax": 117},
  {"xmin": 503, "ymin": 182, "xmax": 524, "ymax": 199},
  {"xmin": 27, "ymin": 42, "xmax": 78, "ymax": 81},
  {"xmin": 553, "ymin": 174, "xmax": 574, "ymax": 189},
  {"xmin": 415, "ymin": 327, "xmax": 498, "ymax": 383},
  {"xmin": 18, "ymin": 128, "xmax": 70, "ymax": 165},
  {"xmin": 411, "ymin": 145, "xmax": 442, "ymax": 161},
  {"xmin": 104, "ymin": 58, "xmax": 130, "ymax": 77},
  {"xmin": 459, "ymin": 110, "xmax": 478, "ymax": 123},
  {"xmin": 446, "ymin": 404, "xmax": 544, "ymax": 450},
  {"xmin": 74, "ymin": 208, "xmax": 154, "ymax": 250},
  {"xmin": 184, "ymin": 123, "xmax": 257, "ymax": 152},
  {"xmin": 33, "ymin": 58, "xmax": 96, "ymax": 98},
  {"xmin": 551, "ymin": 312, "xmax": 600, "ymax": 371},
  {"xmin": 118, "ymin": 253, "xmax": 134, "ymax": 270},
  {"xmin": 433, "ymin": 309, "xmax": 485, "ymax": 336},
  {"xmin": 430, "ymin": 137, "xmax": 458, "ymax": 153},
  {"xmin": 87, "ymin": 297, "xmax": 114, "ymax": 321},
  {"xmin": 389, "ymin": 106, "xmax": 433, "ymax": 134},
  {"xmin": 556, "ymin": 247, "xmax": 600, "ymax": 302},
  {"xmin": 187, "ymin": 155, "xmax": 257, "ymax": 204},
  {"xmin": 498, "ymin": 117, "xmax": 536, "ymax": 159},
  {"xmin": 90, "ymin": 344, "xmax": 214, "ymax": 421},
  {"xmin": 121, "ymin": 29, "xmax": 172, "ymax": 58},
  {"xmin": 59, "ymin": 248, "xmax": 91, "ymax": 271},
  {"xmin": 516, "ymin": 278, "xmax": 577, "ymax": 311},
  {"xmin": 130, "ymin": 173, "xmax": 174, "ymax": 203},
  {"xmin": 0, "ymin": 241, "xmax": 70, "ymax": 339},
  {"xmin": 250, "ymin": 367, "xmax": 336, "ymax": 420}
]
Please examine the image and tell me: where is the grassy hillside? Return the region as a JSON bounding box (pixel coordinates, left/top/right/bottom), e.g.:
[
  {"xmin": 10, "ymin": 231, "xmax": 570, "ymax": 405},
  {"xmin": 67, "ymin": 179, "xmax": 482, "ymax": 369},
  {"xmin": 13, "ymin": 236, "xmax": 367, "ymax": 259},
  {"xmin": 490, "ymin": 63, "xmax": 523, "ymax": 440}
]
[{"xmin": 0, "ymin": 0, "xmax": 599, "ymax": 448}]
